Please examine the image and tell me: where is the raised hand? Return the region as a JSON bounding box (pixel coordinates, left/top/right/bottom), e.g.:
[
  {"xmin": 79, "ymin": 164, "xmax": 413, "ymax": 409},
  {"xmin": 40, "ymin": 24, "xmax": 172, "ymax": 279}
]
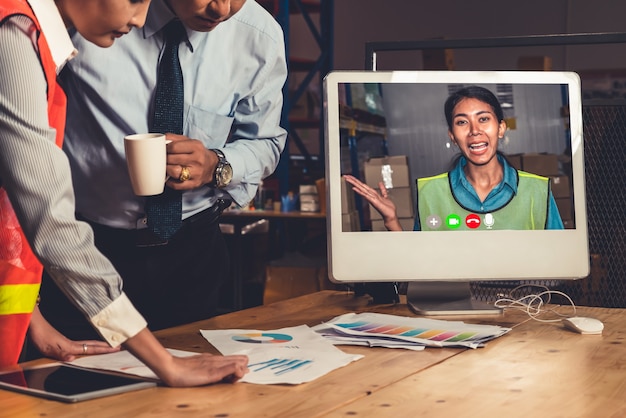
[{"xmin": 343, "ymin": 175, "xmax": 403, "ymax": 231}]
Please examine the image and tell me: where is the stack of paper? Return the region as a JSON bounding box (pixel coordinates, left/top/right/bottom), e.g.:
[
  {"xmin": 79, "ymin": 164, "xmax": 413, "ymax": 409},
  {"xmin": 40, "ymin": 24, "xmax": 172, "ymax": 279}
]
[
  {"xmin": 200, "ymin": 325, "xmax": 362, "ymax": 385},
  {"xmin": 313, "ymin": 312, "xmax": 511, "ymax": 349}
]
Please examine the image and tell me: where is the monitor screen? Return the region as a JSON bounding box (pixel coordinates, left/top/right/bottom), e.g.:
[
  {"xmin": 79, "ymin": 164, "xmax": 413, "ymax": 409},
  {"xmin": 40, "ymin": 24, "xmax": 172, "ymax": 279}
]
[{"xmin": 323, "ymin": 70, "xmax": 589, "ymax": 315}]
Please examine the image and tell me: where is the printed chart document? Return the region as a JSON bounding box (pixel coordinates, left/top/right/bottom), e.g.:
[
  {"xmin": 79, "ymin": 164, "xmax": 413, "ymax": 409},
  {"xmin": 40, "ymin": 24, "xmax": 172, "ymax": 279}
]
[
  {"xmin": 200, "ymin": 325, "xmax": 363, "ymax": 385},
  {"xmin": 314, "ymin": 312, "xmax": 511, "ymax": 349},
  {"xmin": 69, "ymin": 349, "xmax": 197, "ymax": 379}
]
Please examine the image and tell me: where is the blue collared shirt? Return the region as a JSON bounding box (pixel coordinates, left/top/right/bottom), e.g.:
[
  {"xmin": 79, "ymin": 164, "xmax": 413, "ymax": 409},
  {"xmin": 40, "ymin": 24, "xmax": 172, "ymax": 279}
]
[
  {"xmin": 62, "ymin": 0, "xmax": 287, "ymax": 229},
  {"xmin": 415, "ymin": 154, "xmax": 564, "ymax": 230}
]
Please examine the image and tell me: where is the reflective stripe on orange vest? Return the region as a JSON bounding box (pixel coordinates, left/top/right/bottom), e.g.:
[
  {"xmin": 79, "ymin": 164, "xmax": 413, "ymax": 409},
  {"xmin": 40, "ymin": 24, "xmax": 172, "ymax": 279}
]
[{"xmin": 0, "ymin": 284, "xmax": 40, "ymax": 315}]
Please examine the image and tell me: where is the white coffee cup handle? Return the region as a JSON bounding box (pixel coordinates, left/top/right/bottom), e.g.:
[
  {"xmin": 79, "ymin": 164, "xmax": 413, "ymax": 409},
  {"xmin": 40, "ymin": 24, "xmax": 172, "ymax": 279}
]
[{"xmin": 164, "ymin": 139, "xmax": 172, "ymax": 182}]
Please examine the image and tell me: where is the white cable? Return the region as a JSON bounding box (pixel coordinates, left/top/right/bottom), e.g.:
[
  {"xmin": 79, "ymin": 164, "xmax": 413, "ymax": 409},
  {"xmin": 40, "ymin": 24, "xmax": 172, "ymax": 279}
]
[{"xmin": 494, "ymin": 284, "xmax": 577, "ymax": 322}]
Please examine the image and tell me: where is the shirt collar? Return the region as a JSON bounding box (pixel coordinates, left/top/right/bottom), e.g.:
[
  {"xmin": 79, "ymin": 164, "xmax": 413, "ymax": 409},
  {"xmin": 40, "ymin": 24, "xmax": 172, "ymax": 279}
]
[
  {"xmin": 500, "ymin": 154, "xmax": 519, "ymax": 193},
  {"xmin": 450, "ymin": 154, "xmax": 519, "ymax": 194},
  {"xmin": 27, "ymin": 0, "xmax": 77, "ymax": 74},
  {"xmin": 144, "ymin": 0, "xmax": 194, "ymax": 51}
]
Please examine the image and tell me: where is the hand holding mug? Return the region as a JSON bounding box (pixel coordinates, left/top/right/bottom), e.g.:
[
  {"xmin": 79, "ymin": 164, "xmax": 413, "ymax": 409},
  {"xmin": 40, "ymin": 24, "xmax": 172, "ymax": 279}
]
[{"xmin": 124, "ymin": 133, "xmax": 171, "ymax": 196}]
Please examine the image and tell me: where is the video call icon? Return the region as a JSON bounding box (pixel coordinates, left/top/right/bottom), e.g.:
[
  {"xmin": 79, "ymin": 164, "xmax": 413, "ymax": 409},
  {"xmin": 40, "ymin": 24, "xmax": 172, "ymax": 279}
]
[
  {"xmin": 446, "ymin": 214, "xmax": 461, "ymax": 229},
  {"xmin": 431, "ymin": 213, "xmax": 495, "ymax": 230}
]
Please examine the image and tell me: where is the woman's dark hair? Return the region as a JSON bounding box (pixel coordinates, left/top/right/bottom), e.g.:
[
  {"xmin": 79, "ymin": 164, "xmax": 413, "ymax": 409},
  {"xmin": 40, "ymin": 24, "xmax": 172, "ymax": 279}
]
[{"xmin": 444, "ymin": 85, "xmax": 504, "ymax": 129}]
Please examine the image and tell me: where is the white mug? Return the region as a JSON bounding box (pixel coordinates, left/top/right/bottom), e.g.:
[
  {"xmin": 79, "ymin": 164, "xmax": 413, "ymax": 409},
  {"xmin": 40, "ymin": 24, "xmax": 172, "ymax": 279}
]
[{"xmin": 124, "ymin": 133, "xmax": 171, "ymax": 196}]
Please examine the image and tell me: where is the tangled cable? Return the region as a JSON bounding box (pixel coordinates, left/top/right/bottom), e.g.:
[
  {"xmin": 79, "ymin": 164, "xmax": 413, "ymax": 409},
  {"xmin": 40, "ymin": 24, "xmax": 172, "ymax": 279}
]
[{"xmin": 493, "ymin": 284, "xmax": 577, "ymax": 322}]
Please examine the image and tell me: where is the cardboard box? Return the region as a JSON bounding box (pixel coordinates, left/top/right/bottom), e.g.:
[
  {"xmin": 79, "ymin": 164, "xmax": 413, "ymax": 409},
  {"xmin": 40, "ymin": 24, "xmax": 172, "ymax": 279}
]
[
  {"xmin": 506, "ymin": 153, "xmax": 523, "ymax": 171},
  {"xmin": 556, "ymin": 197, "xmax": 573, "ymax": 221},
  {"xmin": 550, "ymin": 175, "xmax": 571, "ymax": 198},
  {"xmin": 315, "ymin": 178, "xmax": 326, "ymax": 214},
  {"xmin": 422, "ymin": 48, "xmax": 455, "ymax": 70},
  {"xmin": 522, "ymin": 153, "xmax": 560, "ymax": 176},
  {"xmin": 368, "ymin": 187, "xmax": 414, "ymax": 220},
  {"xmin": 372, "ymin": 217, "xmax": 414, "ymax": 231},
  {"xmin": 300, "ymin": 200, "xmax": 320, "ymax": 212},
  {"xmin": 299, "ymin": 184, "xmax": 317, "ymax": 194},
  {"xmin": 363, "ymin": 155, "xmax": 411, "ymax": 189},
  {"xmin": 299, "ymin": 184, "xmax": 319, "ymax": 212},
  {"xmin": 341, "ymin": 178, "xmax": 356, "ymax": 214},
  {"xmin": 517, "ymin": 56, "xmax": 552, "ymax": 71},
  {"xmin": 342, "ymin": 210, "xmax": 360, "ymax": 232}
]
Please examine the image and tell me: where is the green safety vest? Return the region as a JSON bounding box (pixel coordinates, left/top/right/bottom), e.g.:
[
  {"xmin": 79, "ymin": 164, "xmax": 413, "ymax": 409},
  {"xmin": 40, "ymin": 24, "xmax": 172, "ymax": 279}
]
[{"xmin": 417, "ymin": 171, "xmax": 550, "ymax": 231}]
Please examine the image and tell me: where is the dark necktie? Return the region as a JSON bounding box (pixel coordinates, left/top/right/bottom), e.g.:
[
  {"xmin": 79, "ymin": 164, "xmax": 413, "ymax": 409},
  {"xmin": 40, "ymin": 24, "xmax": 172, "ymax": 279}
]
[{"xmin": 145, "ymin": 20, "xmax": 187, "ymax": 241}]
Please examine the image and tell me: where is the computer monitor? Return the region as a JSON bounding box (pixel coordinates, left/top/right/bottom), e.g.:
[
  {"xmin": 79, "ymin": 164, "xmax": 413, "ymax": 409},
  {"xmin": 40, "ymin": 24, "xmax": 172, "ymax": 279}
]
[{"xmin": 323, "ymin": 70, "xmax": 589, "ymax": 315}]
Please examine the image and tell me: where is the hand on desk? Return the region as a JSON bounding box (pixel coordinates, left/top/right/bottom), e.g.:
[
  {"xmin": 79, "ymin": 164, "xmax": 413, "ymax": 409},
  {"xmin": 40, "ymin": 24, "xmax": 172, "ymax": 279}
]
[
  {"xmin": 163, "ymin": 353, "xmax": 250, "ymax": 386},
  {"xmin": 28, "ymin": 307, "xmax": 120, "ymax": 362},
  {"xmin": 125, "ymin": 328, "xmax": 249, "ymax": 387},
  {"xmin": 165, "ymin": 134, "xmax": 217, "ymax": 190}
]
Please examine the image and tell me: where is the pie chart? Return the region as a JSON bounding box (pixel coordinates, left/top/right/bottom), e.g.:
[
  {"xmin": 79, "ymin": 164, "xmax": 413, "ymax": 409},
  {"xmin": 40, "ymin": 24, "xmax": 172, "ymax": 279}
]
[{"xmin": 231, "ymin": 332, "xmax": 293, "ymax": 344}]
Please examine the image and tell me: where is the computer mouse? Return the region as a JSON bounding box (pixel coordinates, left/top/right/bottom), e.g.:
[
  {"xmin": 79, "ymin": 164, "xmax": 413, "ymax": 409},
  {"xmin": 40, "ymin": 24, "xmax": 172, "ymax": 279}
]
[{"xmin": 562, "ymin": 316, "xmax": 604, "ymax": 335}]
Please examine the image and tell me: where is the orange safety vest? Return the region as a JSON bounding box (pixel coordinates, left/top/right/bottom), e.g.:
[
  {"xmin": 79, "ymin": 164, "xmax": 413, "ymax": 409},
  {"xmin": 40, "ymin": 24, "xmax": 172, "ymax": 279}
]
[{"xmin": 0, "ymin": 0, "xmax": 67, "ymax": 367}]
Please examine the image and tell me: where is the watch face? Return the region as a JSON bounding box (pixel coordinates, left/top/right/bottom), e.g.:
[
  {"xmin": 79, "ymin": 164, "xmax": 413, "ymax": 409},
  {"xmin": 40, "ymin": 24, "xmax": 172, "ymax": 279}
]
[
  {"xmin": 212, "ymin": 149, "xmax": 232, "ymax": 188},
  {"xmin": 216, "ymin": 163, "xmax": 233, "ymax": 187},
  {"xmin": 221, "ymin": 164, "xmax": 233, "ymax": 185}
]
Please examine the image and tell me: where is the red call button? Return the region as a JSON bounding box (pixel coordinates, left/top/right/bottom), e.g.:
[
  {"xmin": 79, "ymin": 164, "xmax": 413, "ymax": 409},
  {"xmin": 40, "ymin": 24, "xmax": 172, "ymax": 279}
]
[{"xmin": 465, "ymin": 214, "xmax": 481, "ymax": 229}]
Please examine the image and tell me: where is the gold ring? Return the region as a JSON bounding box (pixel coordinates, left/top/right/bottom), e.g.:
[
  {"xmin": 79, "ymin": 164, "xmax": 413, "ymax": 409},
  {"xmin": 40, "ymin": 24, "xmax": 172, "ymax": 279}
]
[
  {"xmin": 82, "ymin": 344, "xmax": 88, "ymax": 354},
  {"xmin": 179, "ymin": 166, "xmax": 191, "ymax": 182}
]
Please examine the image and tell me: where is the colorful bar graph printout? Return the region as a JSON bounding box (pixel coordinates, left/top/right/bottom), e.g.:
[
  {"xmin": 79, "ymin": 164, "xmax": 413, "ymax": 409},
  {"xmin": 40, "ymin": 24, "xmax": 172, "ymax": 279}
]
[{"xmin": 323, "ymin": 312, "xmax": 510, "ymax": 349}]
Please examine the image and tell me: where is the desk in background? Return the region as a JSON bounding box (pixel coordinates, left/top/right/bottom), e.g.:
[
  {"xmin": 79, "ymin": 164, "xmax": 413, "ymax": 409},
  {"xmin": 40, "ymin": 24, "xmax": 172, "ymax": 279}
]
[
  {"xmin": 219, "ymin": 209, "xmax": 326, "ymax": 310},
  {"xmin": 2, "ymin": 291, "xmax": 624, "ymax": 417}
]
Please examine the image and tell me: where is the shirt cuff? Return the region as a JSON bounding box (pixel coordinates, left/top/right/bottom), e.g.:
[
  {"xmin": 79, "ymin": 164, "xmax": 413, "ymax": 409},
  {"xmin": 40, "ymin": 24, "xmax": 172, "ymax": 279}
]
[{"xmin": 88, "ymin": 293, "xmax": 147, "ymax": 347}]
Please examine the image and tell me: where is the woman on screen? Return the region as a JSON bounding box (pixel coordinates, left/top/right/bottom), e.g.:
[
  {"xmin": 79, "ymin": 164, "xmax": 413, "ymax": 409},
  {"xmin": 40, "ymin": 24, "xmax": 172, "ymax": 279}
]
[{"xmin": 344, "ymin": 85, "xmax": 564, "ymax": 231}]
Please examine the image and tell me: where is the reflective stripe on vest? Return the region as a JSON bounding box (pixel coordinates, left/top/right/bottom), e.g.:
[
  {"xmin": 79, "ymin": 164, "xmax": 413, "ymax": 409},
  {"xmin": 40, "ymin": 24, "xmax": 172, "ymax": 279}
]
[
  {"xmin": 0, "ymin": 284, "xmax": 40, "ymax": 315},
  {"xmin": 417, "ymin": 171, "xmax": 550, "ymax": 230}
]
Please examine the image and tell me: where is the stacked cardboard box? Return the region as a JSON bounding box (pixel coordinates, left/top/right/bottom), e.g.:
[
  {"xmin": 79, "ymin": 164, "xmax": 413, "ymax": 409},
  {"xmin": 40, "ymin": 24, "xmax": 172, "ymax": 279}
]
[
  {"xmin": 551, "ymin": 175, "xmax": 573, "ymax": 226},
  {"xmin": 363, "ymin": 155, "xmax": 414, "ymax": 231},
  {"xmin": 299, "ymin": 184, "xmax": 319, "ymax": 212},
  {"xmin": 511, "ymin": 152, "xmax": 574, "ymax": 227},
  {"xmin": 341, "ymin": 177, "xmax": 360, "ymax": 231},
  {"xmin": 520, "ymin": 153, "xmax": 560, "ymax": 176}
]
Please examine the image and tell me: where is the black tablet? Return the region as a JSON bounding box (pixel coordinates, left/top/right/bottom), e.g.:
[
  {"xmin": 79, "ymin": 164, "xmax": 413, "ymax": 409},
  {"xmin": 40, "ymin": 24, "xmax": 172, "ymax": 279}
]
[{"xmin": 0, "ymin": 363, "xmax": 156, "ymax": 403}]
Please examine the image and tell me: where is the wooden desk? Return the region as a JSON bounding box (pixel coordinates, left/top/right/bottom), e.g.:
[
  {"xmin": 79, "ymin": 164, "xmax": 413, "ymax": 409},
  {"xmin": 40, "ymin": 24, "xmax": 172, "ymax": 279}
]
[
  {"xmin": 221, "ymin": 209, "xmax": 326, "ymax": 221},
  {"xmin": 2, "ymin": 291, "xmax": 624, "ymax": 417},
  {"xmin": 219, "ymin": 210, "xmax": 326, "ymax": 310}
]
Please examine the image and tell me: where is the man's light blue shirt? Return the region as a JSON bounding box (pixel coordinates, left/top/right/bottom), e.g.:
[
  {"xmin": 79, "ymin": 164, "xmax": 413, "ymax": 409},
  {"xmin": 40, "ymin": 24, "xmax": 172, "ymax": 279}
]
[
  {"xmin": 62, "ymin": 0, "xmax": 287, "ymax": 229},
  {"xmin": 415, "ymin": 154, "xmax": 564, "ymax": 230}
]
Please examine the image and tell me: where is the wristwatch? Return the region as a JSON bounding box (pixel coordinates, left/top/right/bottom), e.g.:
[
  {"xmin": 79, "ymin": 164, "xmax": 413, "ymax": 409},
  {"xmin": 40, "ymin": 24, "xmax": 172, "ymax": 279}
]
[{"xmin": 211, "ymin": 149, "xmax": 233, "ymax": 188}]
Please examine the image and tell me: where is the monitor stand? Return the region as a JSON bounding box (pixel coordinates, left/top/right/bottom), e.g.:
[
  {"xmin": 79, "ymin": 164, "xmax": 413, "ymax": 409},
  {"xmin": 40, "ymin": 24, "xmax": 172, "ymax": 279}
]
[{"xmin": 406, "ymin": 281, "xmax": 503, "ymax": 315}]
